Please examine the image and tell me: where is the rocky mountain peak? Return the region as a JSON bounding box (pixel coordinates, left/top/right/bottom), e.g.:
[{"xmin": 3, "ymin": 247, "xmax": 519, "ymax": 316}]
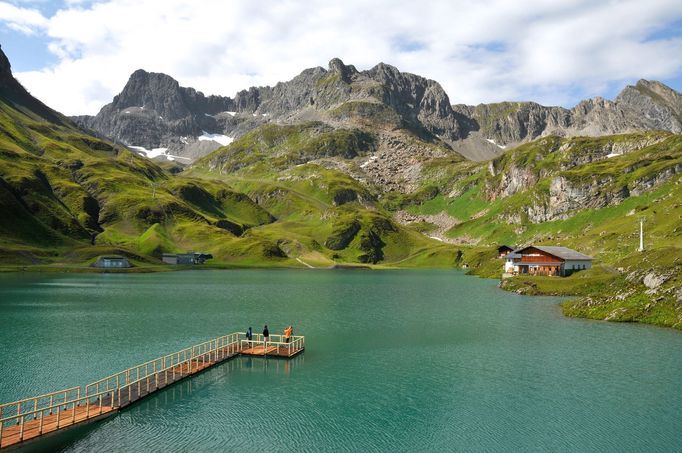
[
  {"xmin": 635, "ymin": 79, "xmax": 678, "ymax": 96},
  {"xmin": 113, "ymin": 69, "xmax": 189, "ymax": 121},
  {"xmin": 368, "ymin": 62, "xmax": 401, "ymax": 79},
  {"xmin": 616, "ymin": 79, "xmax": 682, "ymax": 133},
  {"xmin": 0, "ymin": 45, "xmax": 71, "ymax": 126},
  {"xmin": 328, "ymin": 57, "xmax": 357, "ymax": 82},
  {"xmin": 0, "ymin": 45, "xmax": 12, "ymax": 86},
  {"xmin": 75, "ymin": 56, "xmax": 682, "ymax": 164}
]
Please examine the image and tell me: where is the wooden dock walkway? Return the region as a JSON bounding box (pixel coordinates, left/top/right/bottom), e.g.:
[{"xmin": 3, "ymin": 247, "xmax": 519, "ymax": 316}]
[{"xmin": 0, "ymin": 332, "xmax": 304, "ymax": 450}]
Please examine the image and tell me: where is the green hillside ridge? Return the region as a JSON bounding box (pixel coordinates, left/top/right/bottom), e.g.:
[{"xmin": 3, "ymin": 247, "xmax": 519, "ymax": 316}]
[
  {"xmin": 1, "ymin": 51, "xmax": 680, "ymax": 330},
  {"xmin": 195, "ymin": 122, "xmax": 377, "ymax": 174},
  {"xmin": 0, "ymin": 93, "xmax": 456, "ymax": 269},
  {"xmin": 389, "ymin": 132, "xmax": 681, "ymax": 329},
  {"xmin": 188, "ymin": 159, "xmax": 457, "ymax": 267}
]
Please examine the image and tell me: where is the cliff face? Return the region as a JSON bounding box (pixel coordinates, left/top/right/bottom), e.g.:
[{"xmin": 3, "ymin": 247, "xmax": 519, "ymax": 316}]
[
  {"xmin": 74, "ymin": 58, "xmax": 473, "ymax": 162},
  {"xmin": 75, "ymin": 69, "xmax": 238, "ymax": 151},
  {"xmin": 77, "ymin": 54, "xmax": 682, "ymax": 166},
  {"xmin": 454, "ymin": 80, "xmax": 682, "ymax": 149},
  {"xmin": 482, "ymin": 133, "xmax": 681, "ymax": 224},
  {"xmin": 615, "ymin": 80, "xmax": 682, "ymax": 133},
  {"xmin": 0, "ymin": 45, "xmax": 73, "ymax": 127}
]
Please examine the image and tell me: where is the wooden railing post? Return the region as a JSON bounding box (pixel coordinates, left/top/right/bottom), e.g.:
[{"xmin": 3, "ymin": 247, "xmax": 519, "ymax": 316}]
[
  {"xmin": 38, "ymin": 407, "xmax": 44, "ymax": 435},
  {"xmin": 0, "ymin": 331, "xmax": 298, "ymax": 447}
]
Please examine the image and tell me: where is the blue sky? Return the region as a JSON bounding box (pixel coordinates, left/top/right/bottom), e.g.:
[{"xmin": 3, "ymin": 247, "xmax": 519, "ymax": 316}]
[{"xmin": 1, "ymin": 0, "xmax": 682, "ymax": 115}]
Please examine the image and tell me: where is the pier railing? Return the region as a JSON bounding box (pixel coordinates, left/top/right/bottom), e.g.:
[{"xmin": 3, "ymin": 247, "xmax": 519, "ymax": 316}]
[
  {"xmin": 0, "ymin": 389, "xmax": 116, "ymax": 448},
  {"xmin": 0, "ymin": 330, "xmax": 304, "ymax": 449},
  {"xmin": 0, "ymin": 386, "xmax": 81, "ymax": 422},
  {"xmin": 241, "ymin": 333, "xmax": 305, "ymax": 355},
  {"xmin": 85, "ymin": 332, "xmax": 241, "ymax": 398}
]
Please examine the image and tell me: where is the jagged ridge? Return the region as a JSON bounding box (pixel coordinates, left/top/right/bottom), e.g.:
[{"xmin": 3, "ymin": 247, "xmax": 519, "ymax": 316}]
[{"xmin": 76, "ymin": 57, "xmax": 682, "ymax": 166}]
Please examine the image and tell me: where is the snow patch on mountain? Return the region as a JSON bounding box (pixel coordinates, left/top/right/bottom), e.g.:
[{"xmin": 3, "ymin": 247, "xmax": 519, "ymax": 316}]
[
  {"xmin": 198, "ymin": 132, "xmax": 233, "ymax": 146},
  {"xmin": 129, "ymin": 145, "xmax": 190, "ymax": 162},
  {"xmin": 486, "ymin": 138, "xmax": 506, "ymax": 149}
]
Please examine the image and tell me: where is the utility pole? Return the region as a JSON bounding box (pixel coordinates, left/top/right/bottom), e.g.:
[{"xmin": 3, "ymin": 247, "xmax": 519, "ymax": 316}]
[{"xmin": 638, "ymin": 218, "xmax": 645, "ymax": 252}]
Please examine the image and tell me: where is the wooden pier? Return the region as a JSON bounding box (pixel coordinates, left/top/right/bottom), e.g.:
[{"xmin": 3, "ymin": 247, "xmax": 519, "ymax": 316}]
[{"xmin": 0, "ymin": 332, "xmax": 304, "ymax": 450}]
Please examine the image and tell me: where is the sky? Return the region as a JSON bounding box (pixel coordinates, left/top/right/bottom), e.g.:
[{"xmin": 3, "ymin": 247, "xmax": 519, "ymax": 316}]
[{"xmin": 1, "ymin": 0, "xmax": 682, "ymax": 116}]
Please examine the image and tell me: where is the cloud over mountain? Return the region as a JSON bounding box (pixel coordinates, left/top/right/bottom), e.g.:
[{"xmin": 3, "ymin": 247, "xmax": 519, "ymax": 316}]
[{"xmin": 2, "ymin": 0, "xmax": 682, "ymax": 115}]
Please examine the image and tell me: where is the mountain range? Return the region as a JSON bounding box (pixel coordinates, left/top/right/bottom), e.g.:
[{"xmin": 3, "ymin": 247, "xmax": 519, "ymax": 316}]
[
  {"xmin": 1, "ymin": 45, "xmax": 680, "ymax": 329},
  {"xmin": 75, "ymin": 58, "xmax": 682, "ymax": 163}
]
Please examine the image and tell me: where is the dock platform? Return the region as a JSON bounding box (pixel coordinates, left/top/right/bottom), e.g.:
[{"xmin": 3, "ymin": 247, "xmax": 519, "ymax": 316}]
[
  {"xmin": 0, "ymin": 332, "xmax": 304, "ymax": 450},
  {"xmin": 239, "ymin": 333, "xmax": 304, "ymax": 358}
]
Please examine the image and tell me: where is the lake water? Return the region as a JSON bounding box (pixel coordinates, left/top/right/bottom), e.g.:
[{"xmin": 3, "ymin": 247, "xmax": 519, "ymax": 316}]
[{"xmin": 0, "ymin": 269, "xmax": 680, "ymax": 452}]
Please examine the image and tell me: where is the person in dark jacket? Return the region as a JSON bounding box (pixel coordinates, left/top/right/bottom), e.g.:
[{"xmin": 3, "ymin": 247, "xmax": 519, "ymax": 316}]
[
  {"xmin": 246, "ymin": 327, "xmax": 252, "ymax": 342},
  {"xmin": 263, "ymin": 325, "xmax": 269, "ymax": 346}
]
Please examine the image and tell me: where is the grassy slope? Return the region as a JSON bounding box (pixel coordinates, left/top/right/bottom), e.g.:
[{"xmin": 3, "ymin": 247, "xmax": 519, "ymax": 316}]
[
  {"xmin": 0, "ymin": 100, "xmax": 456, "ymax": 270},
  {"xmin": 188, "ymin": 159, "xmax": 458, "ymax": 268},
  {"xmin": 2, "ymin": 84, "xmax": 680, "ymax": 330},
  {"xmin": 0, "ymin": 99, "xmax": 294, "ymax": 268},
  {"xmin": 392, "ymin": 133, "xmax": 682, "ymax": 329},
  {"xmin": 188, "ymin": 121, "xmax": 461, "ymax": 268}
]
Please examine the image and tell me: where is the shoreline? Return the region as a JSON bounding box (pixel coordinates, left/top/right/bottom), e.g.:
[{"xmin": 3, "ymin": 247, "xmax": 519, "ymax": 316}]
[
  {"xmin": 0, "ymin": 261, "xmax": 446, "ymax": 274},
  {"xmin": 2, "ymin": 258, "xmax": 679, "ymax": 332},
  {"xmin": 463, "ymin": 257, "xmax": 682, "ymax": 332}
]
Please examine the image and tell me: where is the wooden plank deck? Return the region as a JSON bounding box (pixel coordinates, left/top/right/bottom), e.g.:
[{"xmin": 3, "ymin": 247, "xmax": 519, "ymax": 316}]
[
  {"xmin": 0, "ymin": 404, "xmax": 115, "ymax": 448},
  {"xmin": 0, "ymin": 333, "xmax": 304, "ymax": 450},
  {"xmin": 241, "ymin": 344, "xmax": 305, "ymax": 358},
  {"xmin": 114, "ymin": 346, "xmax": 241, "ymax": 408}
]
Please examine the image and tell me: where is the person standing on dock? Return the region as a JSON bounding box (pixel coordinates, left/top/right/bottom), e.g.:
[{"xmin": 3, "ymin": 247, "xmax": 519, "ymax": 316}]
[
  {"xmin": 246, "ymin": 327, "xmax": 253, "ymax": 342},
  {"xmin": 263, "ymin": 325, "xmax": 269, "ymax": 347}
]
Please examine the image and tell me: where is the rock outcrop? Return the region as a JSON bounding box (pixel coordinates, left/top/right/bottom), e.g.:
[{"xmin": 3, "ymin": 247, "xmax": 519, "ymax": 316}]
[
  {"xmin": 74, "ymin": 58, "xmax": 474, "ymax": 162},
  {"xmin": 0, "ymin": 45, "xmax": 73, "ymax": 126},
  {"xmin": 454, "ymin": 79, "xmax": 682, "ymax": 150},
  {"xmin": 74, "ymin": 69, "xmax": 241, "ymax": 156},
  {"xmin": 75, "ymin": 57, "xmax": 682, "ymax": 171}
]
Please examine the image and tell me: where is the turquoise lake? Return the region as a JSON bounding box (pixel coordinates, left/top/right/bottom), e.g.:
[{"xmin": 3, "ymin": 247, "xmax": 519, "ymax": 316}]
[{"xmin": 0, "ymin": 269, "xmax": 680, "ymax": 452}]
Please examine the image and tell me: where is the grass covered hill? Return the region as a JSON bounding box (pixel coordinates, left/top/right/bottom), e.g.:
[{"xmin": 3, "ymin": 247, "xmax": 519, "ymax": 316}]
[
  {"xmin": 387, "ymin": 132, "xmax": 682, "ymax": 329},
  {"xmin": 1, "ymin": 45, "xmax": 680, "ymax": 329},
  {"xmin": 0, "ymin": 46, "xmax": 456, "ymax": 269},
  {"xmin": 0, "ymin": 89, "xmax": 456, "ymax": 269}
]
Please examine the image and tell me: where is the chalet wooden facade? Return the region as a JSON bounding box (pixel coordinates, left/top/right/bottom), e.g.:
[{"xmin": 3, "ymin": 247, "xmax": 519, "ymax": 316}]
[
  {"xmin": 497, "ymin": 245, "xmax": 515, "ymax": 258},
  {"xmin": 504, "ymin": 246, "xmax": 593, "ymax": 277}
]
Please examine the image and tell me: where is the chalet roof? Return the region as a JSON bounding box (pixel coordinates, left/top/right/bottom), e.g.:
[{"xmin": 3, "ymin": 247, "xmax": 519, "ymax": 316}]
[
  {"xmin": 515, "ymin": 246, "xmax": 593, "ymax": 261},
  {"xmin": 497, "ymin": 245, "xmax": 515, "ymax": 251}
]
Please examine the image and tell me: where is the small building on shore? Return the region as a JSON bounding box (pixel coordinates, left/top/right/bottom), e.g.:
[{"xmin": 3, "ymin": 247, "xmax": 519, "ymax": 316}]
[
  {"xmin": 497, "ymin": 245, "xmax": 515, "ymax": 258},
  {"xmin": 162, "ymin": 252, "xmax": 213, "ymax": 265},
  {"xmin": 504, "ymin": 246, "xmax": 592, "ymax": 277},
  {"xmin": 93, "ymin": 256, "xmax": 132, "ymax": 269}
]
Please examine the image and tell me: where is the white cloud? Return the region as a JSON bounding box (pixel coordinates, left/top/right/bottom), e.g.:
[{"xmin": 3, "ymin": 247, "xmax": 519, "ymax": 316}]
[
  {"xmin": 0, "ymin": 1, "xmax": 47, "ymax": 35},
  {"xmin": 7, "ymin": 0, "xmax": 682, "ymax": 115}
]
